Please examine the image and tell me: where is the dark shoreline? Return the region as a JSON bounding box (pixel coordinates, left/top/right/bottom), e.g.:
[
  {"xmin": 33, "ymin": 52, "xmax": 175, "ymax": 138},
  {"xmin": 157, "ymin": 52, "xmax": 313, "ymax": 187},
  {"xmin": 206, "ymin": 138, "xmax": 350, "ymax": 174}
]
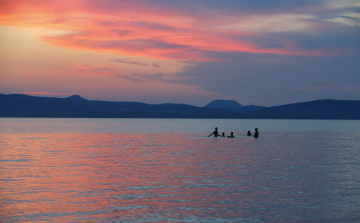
[{"xmin": 1, "ymin": 94, "xmax": 360, "ymax": 120}]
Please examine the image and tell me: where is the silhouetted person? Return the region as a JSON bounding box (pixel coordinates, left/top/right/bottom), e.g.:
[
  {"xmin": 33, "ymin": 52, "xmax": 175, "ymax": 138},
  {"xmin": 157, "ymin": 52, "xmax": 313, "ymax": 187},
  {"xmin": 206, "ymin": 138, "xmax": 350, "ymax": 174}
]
[
  {"xmin": 228, "ymin": 132, "xmax": 235, "ymax": 138},
  {"xmin": 247, "ymin": 130, "xmax": 252, "ymax": 136},
  {"xmin": 254, "ymin": 128, "xmax": 259, "ymax": 138},
  {"xmin": 222, "ymin": 132, "xmax": 225, "ymax": 137},
  {"xmin": 208, "ymin": 127, "xmax": 220, "ymax": 137}
]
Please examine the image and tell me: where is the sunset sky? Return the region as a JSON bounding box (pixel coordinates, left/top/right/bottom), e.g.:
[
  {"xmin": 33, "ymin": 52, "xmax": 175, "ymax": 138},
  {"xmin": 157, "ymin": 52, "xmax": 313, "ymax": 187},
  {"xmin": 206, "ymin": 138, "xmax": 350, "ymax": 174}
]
[{"xmin": 1, "ymin": 0, "xmax": 359, "ymax": 106}]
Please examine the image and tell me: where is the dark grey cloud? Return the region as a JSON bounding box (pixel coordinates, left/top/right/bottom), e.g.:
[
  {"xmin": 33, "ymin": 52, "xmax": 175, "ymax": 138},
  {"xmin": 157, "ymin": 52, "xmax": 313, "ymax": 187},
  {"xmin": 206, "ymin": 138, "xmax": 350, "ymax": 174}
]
[
  {"xmin": 102, "ymin": 20, "xmax": 175, "ymax": 31},
  {"xmin": 236, "ymin": 25, "xmax": 360, "ymax": 51},
  {"xmin": 111, "ymin": 59, "xmax": 148, "ymax": 66},
  {"xmin": 111, "ymin": 59, "xmax": 160, "ymax": 68},
  {"xmin": 96, "ymin": 39, "xmax": 187, "ymax": 51},
  {"xmin": 110, "ymin": 29, "xmax": 130, "ymax": 37},
  {"xmin": 150, "ymin": 0, "xmax": 324, "ymax": 12},
  {"xmin": 117, "ymin": 73, "xmax": 168, "ymax": 83}
]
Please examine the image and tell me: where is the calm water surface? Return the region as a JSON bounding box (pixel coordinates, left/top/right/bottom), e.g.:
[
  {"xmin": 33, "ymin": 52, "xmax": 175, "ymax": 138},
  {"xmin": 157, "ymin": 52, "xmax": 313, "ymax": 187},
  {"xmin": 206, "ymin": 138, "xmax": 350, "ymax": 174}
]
[{"xmin": 1, "ymin": 118, "xmax": 360, "ymax": 222}]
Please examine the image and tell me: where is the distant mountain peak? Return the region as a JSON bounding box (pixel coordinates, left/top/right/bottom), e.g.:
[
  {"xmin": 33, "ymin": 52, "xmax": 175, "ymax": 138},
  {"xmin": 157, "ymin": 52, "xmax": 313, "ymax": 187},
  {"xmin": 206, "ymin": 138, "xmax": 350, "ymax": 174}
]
[
  {"xmin": 204, "ymin": 99, "xmax": 243, "ymax": 108},
  {"xmin": 66, "ymin": 95, "xmax": 87, "ymax": 101}
]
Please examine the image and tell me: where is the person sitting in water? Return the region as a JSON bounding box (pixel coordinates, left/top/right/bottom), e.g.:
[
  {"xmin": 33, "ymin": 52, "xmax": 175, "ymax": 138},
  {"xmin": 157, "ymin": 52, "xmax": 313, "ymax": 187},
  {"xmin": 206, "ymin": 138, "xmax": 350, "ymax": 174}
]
[
  {"xmin": 222, "ymin": 132, "xmax": 225, "ymax": 137},
  {"xmin": 254, "ymin": 128, "xmax": 259, "ymax": 138},
  {"xmin": 208, "ymin": 127, "xmax": 220, "ymax": 137},
  {"xmin": 247, "ymin": 130, "xmax": 252, "ymax": 136},
  {"xmin": 228, "ymin": 132, "xmax": 235, "ymax": 138}
]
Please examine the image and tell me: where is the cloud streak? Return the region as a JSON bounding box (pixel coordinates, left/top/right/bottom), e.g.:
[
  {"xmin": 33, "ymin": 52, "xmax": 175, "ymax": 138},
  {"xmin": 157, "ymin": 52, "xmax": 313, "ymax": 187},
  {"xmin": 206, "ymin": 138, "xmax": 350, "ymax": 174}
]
[
  {"xmin": 70, "ymin": 63, "xmax": 119, "ymax": 76},
  {"xmin": 111, "ymin": 59, "xmax": 148, "ymax": 66}
]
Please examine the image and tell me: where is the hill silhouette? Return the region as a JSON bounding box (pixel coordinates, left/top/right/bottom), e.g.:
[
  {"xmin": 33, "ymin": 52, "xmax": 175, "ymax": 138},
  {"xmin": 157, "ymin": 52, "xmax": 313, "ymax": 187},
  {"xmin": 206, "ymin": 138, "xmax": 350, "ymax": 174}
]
[
  {"xmin": 204, "ymin": 99, "xmax": 266, "ymax": 113},
  {"xmin": 204, "ymin": 99, "xmax": 265, "ymax": 112},
  {"xmin": 238, "ymin": 99, "xmax": 360, "ymax": 119},
  {"xmin": 204, "ymin": 99, "xmax": 243, "ymax": 108},
  {"xmin": 0, "ymin": 94, "xmax": 359, "ymax": 119},
  {"xmin": 66, "ymin": 95, "xmax": 87, "ymax": 101}
]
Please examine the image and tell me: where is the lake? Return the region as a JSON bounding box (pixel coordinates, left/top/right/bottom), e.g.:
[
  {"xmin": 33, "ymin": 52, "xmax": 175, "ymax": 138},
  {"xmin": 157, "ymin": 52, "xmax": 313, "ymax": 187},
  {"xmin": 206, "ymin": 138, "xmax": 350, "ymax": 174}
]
[{"xmin": 1, "ymin": 118, "xmax": 360, "ymax": 222}]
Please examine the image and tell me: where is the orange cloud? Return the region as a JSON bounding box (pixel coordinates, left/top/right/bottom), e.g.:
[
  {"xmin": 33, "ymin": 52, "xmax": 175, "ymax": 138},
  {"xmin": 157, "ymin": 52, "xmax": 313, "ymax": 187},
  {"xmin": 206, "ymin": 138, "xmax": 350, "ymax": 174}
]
[{"xmin": 0, "ymin": 0, "xmax": 341, "ymax": 61}]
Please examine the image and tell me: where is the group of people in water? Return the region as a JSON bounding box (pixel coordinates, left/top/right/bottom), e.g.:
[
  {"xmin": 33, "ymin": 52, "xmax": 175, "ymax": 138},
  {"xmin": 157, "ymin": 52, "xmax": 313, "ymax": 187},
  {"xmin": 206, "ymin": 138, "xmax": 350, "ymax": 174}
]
[{"xmin": 208, "ymin": 127, "xmax": 259, "ymax": 138}]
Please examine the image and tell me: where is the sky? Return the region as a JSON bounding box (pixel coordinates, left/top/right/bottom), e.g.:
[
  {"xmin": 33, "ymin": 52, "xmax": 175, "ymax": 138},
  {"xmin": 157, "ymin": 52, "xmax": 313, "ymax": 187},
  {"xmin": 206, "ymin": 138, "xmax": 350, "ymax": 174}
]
[{"xmin": 0, "ymin": 0, "xmax": 359, "ymax": 107}]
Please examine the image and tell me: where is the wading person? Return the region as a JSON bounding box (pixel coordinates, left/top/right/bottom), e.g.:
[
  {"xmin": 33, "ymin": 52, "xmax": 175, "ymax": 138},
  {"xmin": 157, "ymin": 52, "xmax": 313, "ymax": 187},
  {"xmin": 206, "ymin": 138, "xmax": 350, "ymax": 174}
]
[
  {"xmin": 254, "ymin": 128, "xmax": 259, "ymax": 138},
  {"xmin": 228, "ymin": 132, "xmax": 235, "ymax": 138},
  {"xmin": 208, "ymin": 127, "xmax": 220, "ymax": 137}
]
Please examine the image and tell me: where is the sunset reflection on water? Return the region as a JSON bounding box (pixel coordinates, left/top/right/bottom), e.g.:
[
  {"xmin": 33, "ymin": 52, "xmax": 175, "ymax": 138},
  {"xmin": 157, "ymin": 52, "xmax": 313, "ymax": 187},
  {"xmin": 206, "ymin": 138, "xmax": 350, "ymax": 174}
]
[{"xmin": 1, "ymin": 129, "xmax": 360, "ymax": 222}]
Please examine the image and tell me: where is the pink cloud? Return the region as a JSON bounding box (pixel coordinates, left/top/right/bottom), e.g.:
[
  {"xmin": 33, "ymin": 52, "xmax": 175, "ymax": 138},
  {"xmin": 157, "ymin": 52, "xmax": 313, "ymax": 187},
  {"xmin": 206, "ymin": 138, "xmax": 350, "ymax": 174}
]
[{"xmin": 0, "ymin": 0, "xmax": 345, "ymax": 61}]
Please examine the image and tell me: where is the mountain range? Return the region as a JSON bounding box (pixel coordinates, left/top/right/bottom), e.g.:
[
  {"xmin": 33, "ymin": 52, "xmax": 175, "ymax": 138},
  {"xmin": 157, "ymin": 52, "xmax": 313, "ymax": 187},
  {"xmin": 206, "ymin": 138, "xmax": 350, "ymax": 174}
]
[{"xmin": 0, "ymin": 94, "xmax": 359, "ymax": 119}]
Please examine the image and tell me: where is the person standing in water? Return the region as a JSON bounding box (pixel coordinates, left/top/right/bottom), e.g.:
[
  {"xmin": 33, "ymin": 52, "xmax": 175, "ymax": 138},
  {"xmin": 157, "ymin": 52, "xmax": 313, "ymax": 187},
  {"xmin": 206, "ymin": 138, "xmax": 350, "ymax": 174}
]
[
  {"xmin": 247, "ymin": 130, "xmax": 252, "ymax": 136},
  {"xmin": 228, "ymin": 132, "xmax": 235, "ymax": 138},
  {"xmin": 221, "ymin": 132, "xmax": 225, "ymax": 137},
  {"xmin": 208, "ymin": 127, "xmax": 220, "ymax": 137},
  {"xmin": 254, "ymin": 128, "xmax": 259, "ymax": 138}
]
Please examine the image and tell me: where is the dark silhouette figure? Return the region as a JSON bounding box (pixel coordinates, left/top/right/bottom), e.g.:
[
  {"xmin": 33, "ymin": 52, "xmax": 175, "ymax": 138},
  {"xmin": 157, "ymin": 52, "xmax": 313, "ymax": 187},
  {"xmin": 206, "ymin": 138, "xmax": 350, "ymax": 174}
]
[
  {"xmin": 254, "ymin": 128, "xmax": 259, "ymax": 138},
  {"xmin": 247, "ymin": 130, "xmax": 252, "ymax": 136},
  {"xmin": 208, "ymin": 127, "xmax": 220, "ymax": 137},
  {"xmin": 228, "ymin": 132, "xmax": 235, "ymax": 138},
  {"xmin": 222, "ymin": 132, "xmax": 225, "ymax": 137}
]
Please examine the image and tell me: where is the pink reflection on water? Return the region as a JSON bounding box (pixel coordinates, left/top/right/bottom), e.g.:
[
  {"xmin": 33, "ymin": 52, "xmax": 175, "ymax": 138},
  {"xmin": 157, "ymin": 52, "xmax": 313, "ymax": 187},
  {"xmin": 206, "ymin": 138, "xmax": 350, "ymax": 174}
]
[{"xmin": 1, "ymin": 131, "xmax": 355, "ymax": 222}]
